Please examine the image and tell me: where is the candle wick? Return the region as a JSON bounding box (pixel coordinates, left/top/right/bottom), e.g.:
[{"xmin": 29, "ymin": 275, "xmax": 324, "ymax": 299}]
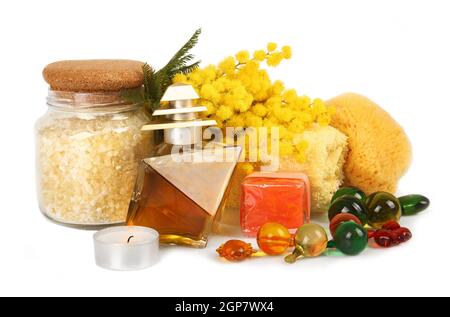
[{"xmin": 127, "ymin": 236, "xmax": 134, "ymax": 243}]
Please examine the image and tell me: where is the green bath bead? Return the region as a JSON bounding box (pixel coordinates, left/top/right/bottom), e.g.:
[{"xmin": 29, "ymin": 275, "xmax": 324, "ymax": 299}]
[
  {"xmin": 331, "ymin": 186, "xmax": 366, "ymax": 205},
  {"xmin": 399, "ymin": 194, "xmax": 430, "ymax": 216},
  {"xmin": 366, "ymin": 191, "xmax": 401, "ymax": 229},
  {"xmin": 334, "ymin": 222, "xmax": 368, "ymax": 255},
  {"xmin": 328, "ymin": 195, "xmax": 368, "ymax": 225}
]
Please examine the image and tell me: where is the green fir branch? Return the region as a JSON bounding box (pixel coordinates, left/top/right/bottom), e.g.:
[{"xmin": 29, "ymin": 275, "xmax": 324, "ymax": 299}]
[
  {"xmin": 122, "ymin": 28, "xmax": 202, "ymax": 113},
  {"xmin": 161, "ymin": 28, "xmax": 201, "ymax": 75},
  {"xmin": 172, "ymin": 61, "xmax": 200, "ymax": 75}
]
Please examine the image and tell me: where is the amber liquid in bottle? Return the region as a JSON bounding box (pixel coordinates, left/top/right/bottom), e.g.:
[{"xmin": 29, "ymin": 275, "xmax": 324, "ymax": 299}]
[
  {"xmin": 127, "ymin": 143, "xmax": 240, "ymax": 248},
  {"xmin": 127, "ymin": 162, "xmax": 212, "ymax": 247}
]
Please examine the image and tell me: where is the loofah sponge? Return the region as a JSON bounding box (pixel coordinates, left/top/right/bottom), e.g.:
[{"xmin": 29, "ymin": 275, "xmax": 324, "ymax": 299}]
[{"xmin": 327, "ymin": 93, "xmax": 412, "ymax": 195}]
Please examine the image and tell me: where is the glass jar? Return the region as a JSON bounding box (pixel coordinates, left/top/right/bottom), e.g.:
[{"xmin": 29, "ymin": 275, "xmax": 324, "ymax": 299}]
[{"xmin": 35, "ymin": 90, "xmax": 153, "ymax": 228}]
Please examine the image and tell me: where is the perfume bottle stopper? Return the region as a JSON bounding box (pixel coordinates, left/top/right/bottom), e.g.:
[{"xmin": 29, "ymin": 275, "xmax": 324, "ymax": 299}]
[{"xmin": 141, "ymin": 83, "xmax": 217, "ymax": 145}]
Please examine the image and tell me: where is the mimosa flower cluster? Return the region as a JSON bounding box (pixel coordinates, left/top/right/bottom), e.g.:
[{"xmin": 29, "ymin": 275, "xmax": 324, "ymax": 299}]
[{"xmin": 173, "ymin": 43, "xmax": 335, "ymax": 165}]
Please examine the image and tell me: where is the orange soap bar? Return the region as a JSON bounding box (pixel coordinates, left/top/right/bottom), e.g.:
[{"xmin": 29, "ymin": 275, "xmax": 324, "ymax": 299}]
[{"xmin": 240, "ymin": 172, "xmax": 311, "ymax": 237}]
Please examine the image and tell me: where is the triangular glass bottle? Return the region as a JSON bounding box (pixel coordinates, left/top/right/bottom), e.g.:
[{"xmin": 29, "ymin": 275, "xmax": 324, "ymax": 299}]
[{"xmin": 127, "ymin": 83, "xmax": 241, "ymax": 248}]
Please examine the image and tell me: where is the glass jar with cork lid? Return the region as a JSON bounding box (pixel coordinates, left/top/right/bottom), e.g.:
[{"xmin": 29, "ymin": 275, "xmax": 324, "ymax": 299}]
[{"xmin": 36, "ymin": 60, "xmax": 153, "ymax": 228}]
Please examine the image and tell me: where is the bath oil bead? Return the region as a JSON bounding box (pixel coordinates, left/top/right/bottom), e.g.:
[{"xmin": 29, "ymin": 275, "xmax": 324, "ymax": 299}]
[
  {"xmin": 331, "ymin": 186, "xmax": 366, "ymax": 205},
  {"xmin": 329, "ymin": 213, "xmax": 362, "ymax": 237},
  {"xmin": 393, "ymin": 227, "xmax": 412, "ymax": 243},
  {"xmin": 373, "ymin": 225, "xmax": 411, "ymax": 247},
  {"xmin": 285, "ymin": 223, "xmax": 328, "ymax": 263},
  {"xmin": 399, "ymin": 194, "xmax": 430, "ymax": 216},
  {"xmin": 382, "ymin": 220, "xmax": 400, "ymax": 231},
  {"xmin": 216, "ymin": 240, "xmax": 256, "ymax": 262},
  {"xmin": 366, "ymin": 192, "xmax": 401, "ymax": 229},
  {"xmin": 374, "ymin": 229, "xmax": 395, "ymax": 248},
  {"xmin": 240, "ymin": 172, "xmax": 310, "ymax": 236},
  {"xmin": 333, "ymin": 222, "xmax": 368, "ymax": 255},
  {"xmin": 328, "ymin": 195, "xmax": 368, "ymax": 225},
  {"xmin": 257, "ymin": 223, "xmax": 292, "ymax": 255},
  {"xmin": 367, "ymin": 229, "xmax": 377, "ymax": 239}
]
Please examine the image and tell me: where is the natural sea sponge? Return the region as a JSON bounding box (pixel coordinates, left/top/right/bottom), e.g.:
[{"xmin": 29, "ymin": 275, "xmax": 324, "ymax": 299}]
[{"xmin": 327, "ymin": 93, "xmax": 412, "ymax": 195}]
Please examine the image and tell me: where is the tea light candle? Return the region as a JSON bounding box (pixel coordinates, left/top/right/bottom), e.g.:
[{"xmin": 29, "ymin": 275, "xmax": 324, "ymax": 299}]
[{"xmin": 93, "ymin": 226, "xmax": 159, "ymax": 270}]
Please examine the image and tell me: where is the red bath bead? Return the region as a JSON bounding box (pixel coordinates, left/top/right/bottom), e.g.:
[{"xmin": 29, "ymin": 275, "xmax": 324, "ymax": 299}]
[
  {"xmin": 382, "ymin": 220, "xmax": 401, "ymax": 231},
  {"xmin": 329, "ymin": 213, "xmax": 362, "ymax": 237},
  {"xmin": 389, "ymin": 231, "xmax": 401, "ymax": 246},
  {"xmin": 393, "ymin": 227, "xmax": 412, "ymax": 243},
  {"xmin": 374, "ymin": 229, "xmax": 395, "ymax": 248},
  {"xmin": 367, "ymin": 229, "xmax": 377, "ymax": 239}
]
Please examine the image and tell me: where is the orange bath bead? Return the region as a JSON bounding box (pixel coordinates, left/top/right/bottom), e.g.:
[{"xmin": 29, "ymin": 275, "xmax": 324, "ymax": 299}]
[
  {"xmin": 216, "ymin": 240, "xmax": 256, "ymax": 262},
  {"xmin": 257, "ymin": 223, "xmax": 293, "ymax": 255}
]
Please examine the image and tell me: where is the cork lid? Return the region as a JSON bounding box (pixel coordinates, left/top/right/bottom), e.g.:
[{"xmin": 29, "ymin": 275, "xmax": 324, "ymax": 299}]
[{"xmin": 43, "ymin": 59, "xmax": 145, "ymax": 92}]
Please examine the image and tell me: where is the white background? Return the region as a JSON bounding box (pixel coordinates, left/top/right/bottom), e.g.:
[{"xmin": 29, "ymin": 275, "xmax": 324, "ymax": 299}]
[{"xmin": 0, "ymin": 0, "xmax": 449, "ymax": 297}]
